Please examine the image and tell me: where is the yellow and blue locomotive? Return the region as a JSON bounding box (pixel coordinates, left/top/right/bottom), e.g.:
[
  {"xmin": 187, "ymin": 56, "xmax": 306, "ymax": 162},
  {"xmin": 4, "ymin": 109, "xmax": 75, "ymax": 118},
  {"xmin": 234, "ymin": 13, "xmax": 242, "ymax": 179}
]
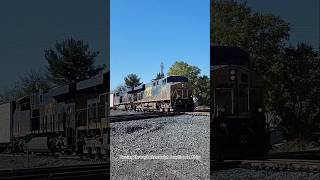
[{"xmin": 113, "ymin": 76, "xmax": 194, "ymax": 112}]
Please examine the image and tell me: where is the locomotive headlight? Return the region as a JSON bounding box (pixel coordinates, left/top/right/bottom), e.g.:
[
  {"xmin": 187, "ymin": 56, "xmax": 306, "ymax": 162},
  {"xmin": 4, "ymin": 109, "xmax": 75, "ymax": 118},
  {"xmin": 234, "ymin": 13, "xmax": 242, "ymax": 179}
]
[
  {"xmin": 229, "ymin": 69, "xmax": 237, "ymax": 81},
  {"xmin": 220, "ymin": 107, "xmax": 226, "ymax": 113},
  {"xmin": 258, "ymin": 108, "xmax": 263, "ymax": 112}
]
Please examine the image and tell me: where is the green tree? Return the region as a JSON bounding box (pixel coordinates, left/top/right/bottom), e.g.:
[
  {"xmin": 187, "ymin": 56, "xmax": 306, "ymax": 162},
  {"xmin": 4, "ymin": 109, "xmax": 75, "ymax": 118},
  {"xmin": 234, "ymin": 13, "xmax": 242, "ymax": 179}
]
[
  {"xmin": 168, "ymin": 61, "xmax": 200, "ymax": 89},
  {"xmin": 268, "ymin": 43, "xmax": 320, "ymax": 140},
  {"xmin": 114, "ymin": 84, "xmax": 127, "ymax": 93},
  {"xmin": 211, "ymin": 0, "xmax": 290, "ymax": 74},
  {"xmin": 19, "ymin": 69, "xmax": 51, "ymax": 95},
  {"xmin": 124, "ymin": 74, "xmax": 142, "ymax": 88},
  {"xmin": 211, "ymin": 0, "xmax": 320, "ymax": 141},
  {"xmin": 168, "ymin": 61, "xmax": 210, "ymax": 106},
  {"xmin": 154, "ymin": 72, "xmax": 164, "ymax": 80},
  {"xmin": 194, "ymin": 75, "xmax": 210, "ymax": 106},
  {"xmin": 45, "ymin": 38, "xmax": 105, "ymax": 84}
]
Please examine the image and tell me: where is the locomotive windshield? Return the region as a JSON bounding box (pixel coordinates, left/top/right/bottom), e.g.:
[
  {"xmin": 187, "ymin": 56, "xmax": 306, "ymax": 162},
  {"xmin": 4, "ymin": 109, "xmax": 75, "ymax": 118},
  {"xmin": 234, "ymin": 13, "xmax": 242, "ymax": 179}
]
[
  {"xmin": 211, "ymin": 46, "xmax": 250, "ymax": 67},
  {"xmin": 166, "ymin": 76, "xmax": 188, "ymax": 83}
]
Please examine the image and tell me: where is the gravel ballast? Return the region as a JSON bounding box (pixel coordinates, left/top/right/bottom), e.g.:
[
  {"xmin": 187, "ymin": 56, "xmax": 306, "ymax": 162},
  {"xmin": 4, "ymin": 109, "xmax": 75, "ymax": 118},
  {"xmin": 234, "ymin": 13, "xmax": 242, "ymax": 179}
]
[
  {"xmin": 211, "ymin": 168, "xmax": 320, "ymax": 180},
  {"xmin": 110, "ymin": 112, "xmax": 320, "ymax": 180},
  {"xmin": 110, "ymin": 114, "xmax": 210, "ymax": 180},
  {"xmin": 2, "ymin": 110, "xmax": 318, "ymax": 179}
]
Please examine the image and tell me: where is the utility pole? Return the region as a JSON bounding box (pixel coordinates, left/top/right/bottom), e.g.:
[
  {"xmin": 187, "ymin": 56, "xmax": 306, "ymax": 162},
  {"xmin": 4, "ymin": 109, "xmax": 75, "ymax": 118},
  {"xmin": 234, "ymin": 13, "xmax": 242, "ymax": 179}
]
[{"xmin": 160, "ymin": 62, "xmax": 164, "ymax": 78}]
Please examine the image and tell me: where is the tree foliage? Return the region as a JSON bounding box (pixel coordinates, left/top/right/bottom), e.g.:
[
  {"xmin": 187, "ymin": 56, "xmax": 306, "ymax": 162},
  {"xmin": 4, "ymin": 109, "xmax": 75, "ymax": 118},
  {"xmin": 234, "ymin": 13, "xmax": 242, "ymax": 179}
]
[
  {"xmin": 0, "ymin": 83, "xmax": 22, "ymax": 104},
  {"xmin": 194, "ymin": 75, "xmax": 210, "ymax": 106},
  {"xmin": 45, "ymin": 38, "xmax": 104, "ymax": 84},
  {"xmin": 267, "ymin": 44, "xmax": 320, "ymax": 140},
  {"xmin": 124, "ymin": 74, "xmax": 142, "ymax": 88},
  {"xmin": 154, "ymin": 72, "xmax": 165, "ymax": 80},
  {"xmin": 0, "ymin": 70, "xmax": 50, "ymax": 104},
  {"xmin": 211, "ymin": 0, "xmax": 290, "ymax": 74},
  {"xmin": 168, "ymin": 61, "xmax": 210, "ymax": 106},
  {"xmin": 211, "ymin": 0, "xmax": 320, "ymax": 140},
  {"xmin": 19, "ymin": 70, "xmax": 51, "ymax": 95},
  {"xmin": 168, "ymin": 61, "xmax": 200, "ymax": 89},
  {"xmin": 114, "ymin": 84, "xmax": 127, "ymax": 93}
]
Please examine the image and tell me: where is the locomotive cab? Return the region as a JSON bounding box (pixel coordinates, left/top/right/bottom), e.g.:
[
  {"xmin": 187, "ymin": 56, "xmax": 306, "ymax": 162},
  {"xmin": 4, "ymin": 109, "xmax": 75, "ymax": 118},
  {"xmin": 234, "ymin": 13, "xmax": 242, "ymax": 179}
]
[{"xmin": 166, "ymin": 76, "xmax": 194, "ymax": 112}]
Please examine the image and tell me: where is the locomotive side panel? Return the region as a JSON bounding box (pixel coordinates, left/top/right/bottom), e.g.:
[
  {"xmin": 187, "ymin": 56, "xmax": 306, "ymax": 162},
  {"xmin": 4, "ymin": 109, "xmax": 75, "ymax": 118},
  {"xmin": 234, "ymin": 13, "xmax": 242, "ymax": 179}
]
[
  {"xmin": 13, "ymin": 97, "xmax": 31, "ymax": 138},
  {"xmin": 13, "ymin": 110, "xmax": 30, "ymax": 138},
  {"xmin": 110, "ymin": 93, "xmax": 114, "ymax": 108},
  {"xmin": 158, "ymin": 84, "xmax": 171, "ymax": 101},
  {"xmin": 0, "ymin": 103, "xmax": 11, "ymax": 144},
  {"xmin": 113, "ymin": 76, "xmax": 193, "ymax": 111},
  {"xmin": 87, "ymin": 96, "xmax": 101, "ymax": 129},
  {"xmin": 143, "ymin": 83, "xmax": 171, "ymax": 103}
]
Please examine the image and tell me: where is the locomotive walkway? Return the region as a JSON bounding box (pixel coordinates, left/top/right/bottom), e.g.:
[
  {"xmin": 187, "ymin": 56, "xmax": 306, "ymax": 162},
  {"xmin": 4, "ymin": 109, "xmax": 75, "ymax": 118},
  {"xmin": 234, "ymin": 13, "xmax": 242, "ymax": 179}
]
[{"xmin": 0, "ymin": 163, "xmax": 109, "ymax": 180}]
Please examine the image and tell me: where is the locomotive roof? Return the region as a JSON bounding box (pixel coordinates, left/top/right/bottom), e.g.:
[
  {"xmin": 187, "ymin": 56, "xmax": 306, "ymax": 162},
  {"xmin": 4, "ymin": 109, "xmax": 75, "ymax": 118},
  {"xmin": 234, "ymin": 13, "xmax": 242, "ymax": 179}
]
[
  {"xmin": 153, "ymin": 75, "xmax": 188, "ymax": 82},
  {"xmin": 4, "ymin": 73, "xmax": 109, "ymax": 104},
  {"xmin": 211, "ymin": 46, "xmax": 250, "ymax": 66},
  {"xmin": 122, "ymin": 75, "xmax": 189, "ymax": 94},
  {"xmin": 210, "ymin": 65, "xmax": 251, "ymax": 71}
]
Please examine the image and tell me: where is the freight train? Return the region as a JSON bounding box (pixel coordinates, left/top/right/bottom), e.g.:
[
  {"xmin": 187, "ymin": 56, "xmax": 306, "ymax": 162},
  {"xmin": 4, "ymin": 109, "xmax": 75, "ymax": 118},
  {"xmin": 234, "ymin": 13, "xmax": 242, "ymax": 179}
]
[
  {"xmin": 210, "ymin": 46, "xmax": 270, "ymax": 160},
  {"xmin": 112, "ymin": 76, "xmax": 194, "ymax": 112},
  {"xmin": 0, "ymin": 73, "xmax": 110, "ymax": 156}
]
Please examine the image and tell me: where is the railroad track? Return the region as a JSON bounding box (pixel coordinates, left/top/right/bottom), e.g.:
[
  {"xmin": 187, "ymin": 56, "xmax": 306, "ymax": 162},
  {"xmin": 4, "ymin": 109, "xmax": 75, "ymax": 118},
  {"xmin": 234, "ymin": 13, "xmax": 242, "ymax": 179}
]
[
  {"xmin": 211, "ymin": 159, "xmax": 320, "ymax": 172},
  {"xmin": 211, "ymin": 160, "xmax": 242, "ymax": 170},
  {"xmin": 211, "ymin": 151, "xmax": 320, "ymax": 172},
  {"xmin": 265, "ymin": 150, "xmax": 320, "ymax": 160},
  {"xmin": 110, "ymin": 112, "xmax": 184, "ymax": 123},
  {"xmin": 0, "ymin": 163, "xmax": 109, "ymax": 180},
  {"xmin": 185, "ymin": 111, "xmax": 210, "ymax": 116},
  {"xmin": 241, "ymin": 159, "xmax": 320, "ymax": 172}
]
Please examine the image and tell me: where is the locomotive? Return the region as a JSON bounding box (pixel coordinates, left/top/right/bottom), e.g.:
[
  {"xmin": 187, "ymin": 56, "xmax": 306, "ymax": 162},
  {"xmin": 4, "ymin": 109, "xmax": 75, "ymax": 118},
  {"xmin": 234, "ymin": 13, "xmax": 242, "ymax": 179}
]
[
  {"xmin": 0, "ymin": 72, "xmax": 110, "ymax": 156},
  {"xmin": 210, "ymin": 46, "xmax": 270, "ymax": 160},
  {"xmin": 113, "ymin": 76, "xmax": 194, "ymax": 112}
]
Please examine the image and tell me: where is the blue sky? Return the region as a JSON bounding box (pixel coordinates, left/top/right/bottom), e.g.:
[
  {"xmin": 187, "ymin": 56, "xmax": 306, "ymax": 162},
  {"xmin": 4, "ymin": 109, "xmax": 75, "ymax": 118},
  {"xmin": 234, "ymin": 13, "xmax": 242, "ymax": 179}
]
[
  {"xmin": 110, "ymin": 0, "xmax": 210, "ymax": 90},
  {"xmin": 0, "ymin": 0, "xmax": 318, "ymax": 91},
  {"xmin": 246, "ymin": 0, "xmax": 319, "ymax": 50},
  {"xmin": 0, "ymin": 0, "xmax": 107, "ymax": 89}
]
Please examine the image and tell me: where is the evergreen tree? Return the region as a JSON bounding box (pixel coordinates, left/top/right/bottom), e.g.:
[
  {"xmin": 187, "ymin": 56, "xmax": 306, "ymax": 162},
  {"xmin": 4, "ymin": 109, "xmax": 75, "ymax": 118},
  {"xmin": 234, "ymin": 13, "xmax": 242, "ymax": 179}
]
[
  {"xmin": 124, "ymin": 74, "xmax": 142, "ymax": 88},
  {"xmin": 154, "ymin": 72, "xmax": 164, "ymax": 80},
  {"xmin": 45, "ymin": 38, "xmax": 105, "ymax": 84}
]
